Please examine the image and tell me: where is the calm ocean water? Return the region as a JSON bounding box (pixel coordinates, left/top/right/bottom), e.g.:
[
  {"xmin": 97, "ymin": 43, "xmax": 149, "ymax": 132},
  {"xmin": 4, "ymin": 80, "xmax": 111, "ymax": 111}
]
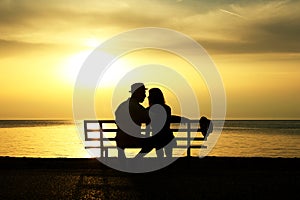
[{"xmin": 0, "ymin": 120, "xmax": 299, "ymax": 158}]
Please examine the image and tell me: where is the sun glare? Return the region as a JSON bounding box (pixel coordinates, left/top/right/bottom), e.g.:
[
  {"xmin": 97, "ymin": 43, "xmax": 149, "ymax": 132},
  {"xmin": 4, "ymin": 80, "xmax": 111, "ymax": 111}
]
[
  {"xmin": 60, "ymin": 49, "xmax": 132, "ymax": 87},
  {"xmin": 61, "ymin": 50, "xmax": 92, "ymax": 84},
  {"xmin": 84, "ymin": 38, "xmax": 102, "ymax": 48},
  {"xmin": 60, "ymin": 36, "xmax": 132, "ymax": 86},
  {"xmin": 98, "ymin": 59, "xmax": 132, "ymax": 87}
]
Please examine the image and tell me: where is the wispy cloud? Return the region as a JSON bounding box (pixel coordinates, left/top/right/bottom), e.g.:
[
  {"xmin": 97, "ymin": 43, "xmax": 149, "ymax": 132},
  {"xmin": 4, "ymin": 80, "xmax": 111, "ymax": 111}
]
[
  {"xmin": 219, "ymin": 8, "xmax": 247, "ymax": 20},
  {"xmin": 0, "ymin": 0, "xmax": 299, "ymax": 54}
]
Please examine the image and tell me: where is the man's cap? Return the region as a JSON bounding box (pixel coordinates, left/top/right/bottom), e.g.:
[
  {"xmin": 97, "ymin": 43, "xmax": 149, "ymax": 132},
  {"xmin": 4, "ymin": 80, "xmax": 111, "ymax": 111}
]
[{"xmin": 129, "ymin": 83, "xmax": 148, "ymax": 93}]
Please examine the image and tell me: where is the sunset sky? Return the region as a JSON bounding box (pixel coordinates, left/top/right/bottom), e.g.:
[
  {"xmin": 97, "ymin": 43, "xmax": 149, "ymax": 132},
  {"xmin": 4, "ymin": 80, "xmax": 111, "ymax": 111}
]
[{"xmin": 1, "ymin": 0, "xmax": 299, "ymax": 120}]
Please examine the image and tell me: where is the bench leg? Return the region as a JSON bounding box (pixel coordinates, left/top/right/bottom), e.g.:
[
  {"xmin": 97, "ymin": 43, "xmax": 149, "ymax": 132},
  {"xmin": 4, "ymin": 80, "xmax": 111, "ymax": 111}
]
[
  {"xmin": 187, "ymin": 147, "xmax": 191, "ymax": 157},
  {"xmin": 105, "ymin": 148, "xmax": 108, "ymax": 157}
]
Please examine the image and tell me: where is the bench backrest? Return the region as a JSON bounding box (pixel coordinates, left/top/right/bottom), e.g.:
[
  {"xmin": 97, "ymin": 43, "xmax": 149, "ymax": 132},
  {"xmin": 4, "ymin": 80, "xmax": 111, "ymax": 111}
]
[{"xmin": 84, "ymin": 119, "xmax": 206, "ymax": 157}]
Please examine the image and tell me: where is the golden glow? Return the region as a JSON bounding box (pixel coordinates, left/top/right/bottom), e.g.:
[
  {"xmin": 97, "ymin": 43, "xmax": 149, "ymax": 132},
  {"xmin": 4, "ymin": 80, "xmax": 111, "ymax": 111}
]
[{"xmin": 1, "ymin": 1, "xmax": 300, "ymax": 119}]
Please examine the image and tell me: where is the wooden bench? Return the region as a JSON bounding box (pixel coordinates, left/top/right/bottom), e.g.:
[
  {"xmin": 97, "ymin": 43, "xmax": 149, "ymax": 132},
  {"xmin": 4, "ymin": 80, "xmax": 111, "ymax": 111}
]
[{"xmin": 84, "ymin": 119, "xmax": 207, "ymax": 158}]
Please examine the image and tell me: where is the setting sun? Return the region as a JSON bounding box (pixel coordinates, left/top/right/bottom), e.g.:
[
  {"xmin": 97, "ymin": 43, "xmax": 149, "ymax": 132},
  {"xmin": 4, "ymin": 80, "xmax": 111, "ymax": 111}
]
[
  {"xmin": 60, "ymin": 51, "xmax": 91, "ymax": 85},
  {"xmin": 84, "ymin": 38, "xmax": 102, "ymax": 48}
]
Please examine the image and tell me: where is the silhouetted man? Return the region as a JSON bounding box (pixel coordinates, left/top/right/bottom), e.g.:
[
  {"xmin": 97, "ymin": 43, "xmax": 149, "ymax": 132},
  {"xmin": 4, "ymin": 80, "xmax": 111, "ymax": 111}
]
[{"xmin": 115, "ymin": 83, "xmax": 151, "ymax": 158}]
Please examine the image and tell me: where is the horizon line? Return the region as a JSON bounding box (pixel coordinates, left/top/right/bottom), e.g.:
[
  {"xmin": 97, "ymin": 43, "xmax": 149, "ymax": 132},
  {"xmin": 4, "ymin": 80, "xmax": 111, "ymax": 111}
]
[{"xmin": 1, "ymin": 117, "xmax": 300, "ymax": 121}]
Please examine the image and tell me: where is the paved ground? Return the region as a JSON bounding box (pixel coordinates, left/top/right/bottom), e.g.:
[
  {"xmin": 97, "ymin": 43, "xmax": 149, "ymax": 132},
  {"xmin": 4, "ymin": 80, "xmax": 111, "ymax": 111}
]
[{"xmin": 1, "ymin": 157, "xmax": 300, "ymax": 200}]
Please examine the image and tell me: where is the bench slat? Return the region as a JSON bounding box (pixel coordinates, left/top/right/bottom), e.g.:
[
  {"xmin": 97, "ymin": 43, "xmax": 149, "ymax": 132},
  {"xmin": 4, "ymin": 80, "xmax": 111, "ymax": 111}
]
[
  {"xmin": 86, "ymin": 129, "xmax": 203, "ymax": 133},
  {"xmin": 85, "ymin": 145, "xmax": 207, "ymax": 149},
  {"xmin": 86, "ymin": 129, "xmax": 118, "ymax": 132},
  {"xmin": 86, "ymin": 137, "xmax": 204, "ymax": 141}
]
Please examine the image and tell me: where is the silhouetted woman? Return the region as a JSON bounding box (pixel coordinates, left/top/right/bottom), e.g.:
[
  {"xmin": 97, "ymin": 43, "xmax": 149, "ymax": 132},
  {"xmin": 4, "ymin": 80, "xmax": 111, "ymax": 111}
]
[{"xmin": 147, "ymin": 88, "xmax": 177, "ymax": 158}]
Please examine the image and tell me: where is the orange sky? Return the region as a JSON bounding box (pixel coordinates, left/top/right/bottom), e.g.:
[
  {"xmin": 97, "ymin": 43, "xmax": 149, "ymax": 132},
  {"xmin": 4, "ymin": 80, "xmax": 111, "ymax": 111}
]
[{"xmin": 0, "ymin": 0, "xmax": 299, "ymax": 120}]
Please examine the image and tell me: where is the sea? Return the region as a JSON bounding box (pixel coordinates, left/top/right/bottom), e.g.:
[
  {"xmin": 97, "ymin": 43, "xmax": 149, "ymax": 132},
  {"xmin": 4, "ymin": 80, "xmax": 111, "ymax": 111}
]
[{"xmin": 0, "ymin": 120, "xmax": 300, "ymax": 158}]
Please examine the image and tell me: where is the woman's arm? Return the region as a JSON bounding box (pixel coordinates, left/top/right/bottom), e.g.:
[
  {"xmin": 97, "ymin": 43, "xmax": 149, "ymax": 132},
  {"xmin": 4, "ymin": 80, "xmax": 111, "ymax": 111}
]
[{"xmin": 170, "ymin": 115, "xmax": 190, "ymax": 123}]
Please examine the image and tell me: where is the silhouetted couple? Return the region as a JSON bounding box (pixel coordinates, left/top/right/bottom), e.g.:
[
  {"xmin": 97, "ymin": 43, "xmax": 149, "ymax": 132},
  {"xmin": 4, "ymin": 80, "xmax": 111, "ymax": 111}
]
[{"xmin": 115, "ymin": 83, "xmax": 176, "ymax": 159}]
